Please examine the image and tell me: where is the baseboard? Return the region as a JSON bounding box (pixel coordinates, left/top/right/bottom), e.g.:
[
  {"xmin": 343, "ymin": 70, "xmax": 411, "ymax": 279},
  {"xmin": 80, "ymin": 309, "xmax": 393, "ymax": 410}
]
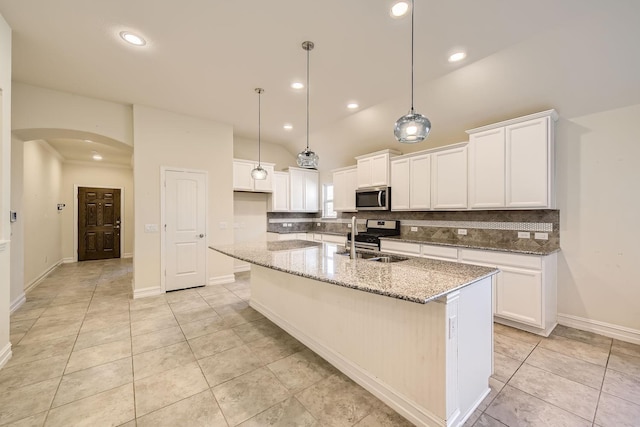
[
  {"xmin": 0, "ymin": 342, "xmax": 12, "ymax": 370},
  {"xmin": 62, "ymin": 257, "xmax": 75, "ymax": 264},
  {"xmin": 25, "ymin": 259, "xmax": 63, "ymax": 294},
  {"xmin": 558, "ymin": 313, "xmax": 640, "ymax": 345},
  {"xmin": 133, "ymin": 286, "xmax": 164, "ymax": 299},
  {"xmin": 122, "ymin": 253, "xmax": 133, "ymax": 259},
  {"xmin": 209, "ymin": 274, "xmax": 235, "ymax": 286},
  {"xmin": 250, "ymin": 299, "xmax": 441, "ymax": 427},
  {"xmin": 234, "ymin": 264, "xmax": 250, "ymax": 273},
  {"xmin": 10, "ymin": 293, "xmax": 26, "ymax": 314}
]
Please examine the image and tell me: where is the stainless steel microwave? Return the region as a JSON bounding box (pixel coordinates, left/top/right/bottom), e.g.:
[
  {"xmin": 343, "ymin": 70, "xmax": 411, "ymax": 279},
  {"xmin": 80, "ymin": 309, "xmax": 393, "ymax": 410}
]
[{"xmin": 355, "ymin": 187, "xmax": 391, "ymax": 211}]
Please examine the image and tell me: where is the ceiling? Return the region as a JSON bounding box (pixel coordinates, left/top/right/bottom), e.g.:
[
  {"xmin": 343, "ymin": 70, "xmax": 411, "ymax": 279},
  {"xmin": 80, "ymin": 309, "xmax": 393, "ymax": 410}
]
[{"xmin": 1, "ymin": 0, "xmax": 639, "ymax": 170}]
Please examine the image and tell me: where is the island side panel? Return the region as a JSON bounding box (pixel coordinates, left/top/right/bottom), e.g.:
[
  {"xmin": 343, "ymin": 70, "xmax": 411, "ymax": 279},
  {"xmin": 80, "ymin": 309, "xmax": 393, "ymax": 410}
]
[{"xmin": 250, "ymin": 264, "xmax": 449, "ymax": 426}]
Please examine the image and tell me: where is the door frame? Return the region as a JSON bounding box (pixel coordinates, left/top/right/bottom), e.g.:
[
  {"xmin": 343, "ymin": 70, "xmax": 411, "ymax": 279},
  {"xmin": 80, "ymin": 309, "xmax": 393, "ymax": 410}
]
[
  {"xmin": 160, "ymin": 166, "xmax": 208, "ymax": 293},
  {"xmin": 73, "ymin": 184, "xmax": 126, "ymax": 263}
]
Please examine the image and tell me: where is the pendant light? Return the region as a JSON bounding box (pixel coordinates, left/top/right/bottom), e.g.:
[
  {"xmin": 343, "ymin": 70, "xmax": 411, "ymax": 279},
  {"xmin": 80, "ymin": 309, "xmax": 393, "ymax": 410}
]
[
  {"xmin": 394, "ymin": 0, "xmax": 431, "ymax": 143},
  {"xmin": 296, "ymin": 41, "xmax": 319, "ymax": 169},
  {"xmin": 251, "ymin": 88, "xmax": 268, "ymax": 180}
]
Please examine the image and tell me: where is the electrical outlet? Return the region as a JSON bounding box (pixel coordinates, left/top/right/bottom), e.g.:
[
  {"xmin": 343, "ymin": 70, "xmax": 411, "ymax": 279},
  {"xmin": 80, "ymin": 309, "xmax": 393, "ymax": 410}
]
[
  {"xmin": 410, "ymin": 226, "xmax": 418, "ymax": 232},
  {"xmin": 317, "ymin": 223, "xmax": 321, "ymax": 227},
  {"xmin": 535, "ymin": 232, "xmax": 549, "ymax": 240},
  {"xmin": 458, "ymin": 229, "xmax": 467, "ymax": 235},
  {"xmin": 347, "ymin": 223, "xmax": 352, "ymax": 228},
  {"xmin": 518, "ymin": 231, "xmax": 531, "ymax": 239}
]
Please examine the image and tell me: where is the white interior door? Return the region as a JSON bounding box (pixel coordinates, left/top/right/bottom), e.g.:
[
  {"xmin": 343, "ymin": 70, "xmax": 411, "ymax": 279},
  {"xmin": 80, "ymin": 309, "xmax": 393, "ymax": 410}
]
[{"xmin": 165, "ymin": 170, "xmax": 207, "ymax": 292}]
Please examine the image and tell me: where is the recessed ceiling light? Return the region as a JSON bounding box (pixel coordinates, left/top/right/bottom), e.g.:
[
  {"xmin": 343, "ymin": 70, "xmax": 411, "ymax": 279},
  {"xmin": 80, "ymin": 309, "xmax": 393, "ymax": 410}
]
[
  {"xmin": 390, "ymin": 1, "xmax": 409, "ymax": 17},
  {"xmin": 448, "ymin": 51, "xmax": 467, "ymax": 62},
  {"xmin": 92, "ymin": 153, "xmax": 103, "ymax": 161},
  {"xmin": 120, "ymin": 31, "xmax": 146, "ymax": 46},
  {"xmin": 347, "ymin": 103, "xmax": 359, "ymax": 109},
  {"xmin": 291, "ymin": 82, "xmax": 304, "ymax": 90},
  {"xmin": 283, "ymin": 124, "xmax": 293, "ymax": 130}
]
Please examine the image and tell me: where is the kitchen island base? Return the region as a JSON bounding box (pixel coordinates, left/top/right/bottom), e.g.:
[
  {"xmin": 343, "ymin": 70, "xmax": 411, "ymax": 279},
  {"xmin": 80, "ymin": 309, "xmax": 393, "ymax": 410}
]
[{"xmin": 249, "ymin": 265, "xmax": 493, "ymax": 427}]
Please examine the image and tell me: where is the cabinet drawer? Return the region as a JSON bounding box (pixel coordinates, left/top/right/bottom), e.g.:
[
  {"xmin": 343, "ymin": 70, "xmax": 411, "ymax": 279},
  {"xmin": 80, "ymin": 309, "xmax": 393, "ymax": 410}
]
[
  {"xmin": 380, "ymin": 240, "xmax": 421, "ymax": 255},
  {"xmin": 460, "ymin": 249, "xmax": 542, "ymax": 270},
  {"xmin": 421, "ymin": 244, "xmax": 458, "ymax": 261},
  {"xmin": 322, "ymin": 234, "xmax": 345, "ymax": 244}
]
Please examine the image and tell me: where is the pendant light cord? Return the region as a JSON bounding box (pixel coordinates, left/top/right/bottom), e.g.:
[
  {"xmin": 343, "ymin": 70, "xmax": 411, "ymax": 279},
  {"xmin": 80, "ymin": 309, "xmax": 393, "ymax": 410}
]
[
  {"xmin": 306, "ymin": 46, "xmax": 310, "ymax": 152},
  {"xmin": 258, "ymin": 90, "xmax": 261, "ymax": 166},
  {"xmin": 410, "ymin": 0, "xmax": 415, "ymax": 113}
]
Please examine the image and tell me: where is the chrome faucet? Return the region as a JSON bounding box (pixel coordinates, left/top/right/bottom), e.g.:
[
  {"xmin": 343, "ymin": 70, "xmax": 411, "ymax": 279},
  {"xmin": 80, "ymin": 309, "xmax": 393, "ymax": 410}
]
[{"xmin": 350, "ymin": 215, "xmax": 358, "ymax": 260}]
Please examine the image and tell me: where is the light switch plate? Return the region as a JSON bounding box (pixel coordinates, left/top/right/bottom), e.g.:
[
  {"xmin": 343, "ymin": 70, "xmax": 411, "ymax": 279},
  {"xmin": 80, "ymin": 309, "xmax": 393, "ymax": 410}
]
[
  {"xmin": 535, "ymin": 232, "xmax": 549, "ymax": 240},
  {"xmin": 458, "ymin": 229, "xmax": 467, "ymax": 235},
  {"xmin": 144, "ymin": 224, "xmax": 158, "ymax": 233},
  {"xmin": 518, "ymin": 231, "xmax": 531, "ymax": 239},
  {"xmin": 410, "ymin": 226, "xmax": 418, "ymax": 232}
]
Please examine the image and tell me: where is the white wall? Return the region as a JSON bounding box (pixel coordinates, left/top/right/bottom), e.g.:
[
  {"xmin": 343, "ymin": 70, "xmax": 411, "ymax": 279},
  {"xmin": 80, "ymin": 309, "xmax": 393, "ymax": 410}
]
[
  {"xmin": 12, "ymin": 83, "xmax": 133, "ymax": 147},
  {"xmin": 0, "ymin": 12, "xmax": 12, "ymax": 367},
  {"xmin": 233, "ymin": 192, "xmax": 269, "ymax": 271},
  {"xmin": 60, "ymin": 163, "xmax": 134, "ymax": 261},
  {"xmin": 557, "ymin": 103, "xmax": 640, "ymax": 334},
  {"xmin": 22, "ymin": 140, "xmax": 64, "ymax": 289},
  {"xmin": 10, "ymin": 136, "xmax": 24, "ymax": 308},
  {"xmin": 132, "ymin": 105, "xmax": 234, "ymax": 295},
  {"xmin": 234, "ymin": 136, "xmax": 297, "ymax": 171}
]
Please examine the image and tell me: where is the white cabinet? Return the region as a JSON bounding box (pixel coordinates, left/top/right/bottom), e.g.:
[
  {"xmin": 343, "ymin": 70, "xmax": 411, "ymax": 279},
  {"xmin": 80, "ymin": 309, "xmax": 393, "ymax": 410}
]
[
  {"xmin": 431, "ymin": 146, "xmax": 467, "ymax": 209},
  {"xmin": 356, "ymin": 149, "xmax": 401, "ymax": 188},
  {"xmin": 391, "ymin": 154, "xmax": 431, "ymax": 210},
  {"xmin": 467, "ymin": 110, "xmax": 557, "ymax": 209},
  {"xmin": 332, "ymin": 167, "xmax": 358, "ymax": 212},
  {"xmin": 267, "ymin": 232, "xmax": 307, "ymax": 241},
  {"xmin": 459, "ymin": 248, "xmax": 557, "ymax": 336},
  {"xmin": 233, "ymin": 159, "xmax": 275, "ymax": 192},
  {"xmin": 270, "ymin": 171, "xmax": 289, "ymax": 212},
  {"xmin": 288, "ymin": 167, "xmax": 319, "ymax": 212}
]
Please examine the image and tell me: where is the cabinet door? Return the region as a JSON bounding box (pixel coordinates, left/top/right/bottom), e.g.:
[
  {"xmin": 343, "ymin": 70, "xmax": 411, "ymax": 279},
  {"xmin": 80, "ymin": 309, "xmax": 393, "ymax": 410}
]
[
  {"xmin": 370, "ymin": 154, "xmax": 388, "ymax": 186},
  {"xmin": 289, "ymin": 169, "xmax": 305, "ymax": 211},
  {"xmin": 390, "ymin": 159, "xmax": 410, "ymax": 210},
  {"xmin": 333, "ymin": 171, "xmax": 346, "ymax": 211},
  {"xmin": 495, "ymin": 266, "xmax": 543, "ymax": 328},
  {"xmin": 233, "ymin": 161, "xmax": 254, "ymax": 191},
  {"xmin": 357, "ymin": 158, "xmax": 372, "ymax": 188},
  {"xmin": 304, "ymin": 171, "xmax": 319, "ymax": 212},
  {"xmin": 432, "ymin": 146, "xmax": 468, "ymax": 209},
  {"xmin": 344, "ymin": 168, "xmax": 358, "ymax": 211},
  {"xmin": 468, "ymin": 129, "xmax": 505, "ymax": 208},
  {"xmin": 506, "ymin": 117, "xmax": 549, "ymax": 207},
  {"xmin": 410, "ymin": 154, "xmax": 431, "ymax": 209},
  {"xmin": 253, "ymin": 164, "xmax": 274, "ymax": 192},
  {"xmin": 271, "ymin": 172, "xmax": 289, "ymax": 211}
]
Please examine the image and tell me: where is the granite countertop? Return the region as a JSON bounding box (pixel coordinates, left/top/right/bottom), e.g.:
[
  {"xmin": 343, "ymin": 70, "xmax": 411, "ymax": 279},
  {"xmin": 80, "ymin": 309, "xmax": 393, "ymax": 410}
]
[
  {"xmin": 211, "ymin": 241, "xmax": 498, "ymax": 304},
  {"xmin": 380, "ymin": 236, "xmax": 560, "ymax": 256}
]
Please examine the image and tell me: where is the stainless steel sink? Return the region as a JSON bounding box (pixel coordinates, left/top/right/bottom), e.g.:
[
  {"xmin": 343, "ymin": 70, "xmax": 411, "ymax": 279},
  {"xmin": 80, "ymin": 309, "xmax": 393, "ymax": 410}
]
[{"xmin": 337, "ymin": 251, "xmax": 408, "ymax": 263}]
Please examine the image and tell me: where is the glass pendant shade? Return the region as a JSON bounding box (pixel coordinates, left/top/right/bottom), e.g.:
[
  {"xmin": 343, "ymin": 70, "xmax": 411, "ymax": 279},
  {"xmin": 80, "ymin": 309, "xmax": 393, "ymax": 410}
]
[
  {"xmin": 251, "ymin": 164, "xmax": 267, "ymax": 180},
  {"xmin": 296, "ymin": 149, "xmax": 319, "ymax": 169},
  {"xmin": 394, "ymin": 109, "xmax": 431, "ymax": 143}
]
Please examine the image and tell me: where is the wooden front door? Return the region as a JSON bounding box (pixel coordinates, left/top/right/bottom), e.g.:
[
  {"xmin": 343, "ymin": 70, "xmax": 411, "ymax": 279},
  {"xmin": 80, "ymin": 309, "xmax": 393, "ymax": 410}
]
[{"xmin": 78, "ymin": 187, "xmax": 121, "ymax": 261}]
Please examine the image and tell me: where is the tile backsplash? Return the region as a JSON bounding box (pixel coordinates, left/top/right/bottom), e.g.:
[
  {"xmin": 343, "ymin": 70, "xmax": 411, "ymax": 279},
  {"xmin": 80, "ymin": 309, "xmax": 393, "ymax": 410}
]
[{"xmin": 267, "ymin": 210, "xmax": 560, "ymax": 253}]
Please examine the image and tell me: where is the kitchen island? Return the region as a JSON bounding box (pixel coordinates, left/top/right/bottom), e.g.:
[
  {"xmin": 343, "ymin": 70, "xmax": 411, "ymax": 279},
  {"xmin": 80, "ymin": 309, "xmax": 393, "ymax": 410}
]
[{"xmin": 211, "ymin": 240, "xmax": 499, "ymax": 427}]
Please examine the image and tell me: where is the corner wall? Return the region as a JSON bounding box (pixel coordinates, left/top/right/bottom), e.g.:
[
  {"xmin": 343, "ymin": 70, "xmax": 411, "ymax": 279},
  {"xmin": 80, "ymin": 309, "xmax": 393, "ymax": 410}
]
[
  {"xmin": 9, "ymin": 136, "xmax": 24, "ymax": 309},
  {"xmin": 132, "ymin": 105, "xmax": 234, "ymax": 296},
  {"xmin": 556, "ymin": 103, "xmax": 640, "ymax": 336}
]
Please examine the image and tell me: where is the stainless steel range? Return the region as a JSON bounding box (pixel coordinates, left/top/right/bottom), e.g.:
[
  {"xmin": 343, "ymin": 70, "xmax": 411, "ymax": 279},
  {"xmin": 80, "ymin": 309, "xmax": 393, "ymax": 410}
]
[{"xmin": 347, "ymin": 219, "xmax": 401, "ymax": 250}]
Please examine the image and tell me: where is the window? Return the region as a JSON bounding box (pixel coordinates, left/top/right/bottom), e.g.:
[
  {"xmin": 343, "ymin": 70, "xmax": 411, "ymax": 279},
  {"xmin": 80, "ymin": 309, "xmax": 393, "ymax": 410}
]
[{"xmin": 323, "ymin": 184, "xmax": 336, "ymax": 218}]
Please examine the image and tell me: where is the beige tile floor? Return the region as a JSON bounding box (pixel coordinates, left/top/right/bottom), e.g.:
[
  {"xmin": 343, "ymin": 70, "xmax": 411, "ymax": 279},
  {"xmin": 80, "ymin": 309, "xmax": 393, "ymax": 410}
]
[{"xmin": 1, "ymin": 259, "xmax": 639, "ymax": 426}]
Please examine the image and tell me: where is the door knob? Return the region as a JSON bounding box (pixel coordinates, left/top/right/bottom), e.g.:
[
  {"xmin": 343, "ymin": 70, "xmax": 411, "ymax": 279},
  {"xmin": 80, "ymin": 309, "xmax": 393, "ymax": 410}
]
[{"xmin": 198, "ymin": 234, "xmax": 205, "ymax": 238}]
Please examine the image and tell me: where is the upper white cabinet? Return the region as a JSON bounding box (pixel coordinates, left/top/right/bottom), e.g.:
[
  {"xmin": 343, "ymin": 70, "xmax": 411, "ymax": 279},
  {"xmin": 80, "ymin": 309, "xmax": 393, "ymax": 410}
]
[
  {"xmin": 467, "ymin": 110, "xmax": 557, "ymax": 209},
  {"xmin": 332, "ymin": 166, "xmax": 358, "ymax": 211},
  {"xmin": 431, "ymin": 145, "xmax": 467, "ymax": 209},
  {"xmin": 270, "ymin": 171, "xmax": 290, "ymax": 212},
  {"xmin": 390, "ymin": 143, "xmax": 466, "ymax": 211},
  {"xmin": 288, "ymin": 167, "xmax": 319, "ymax": 212},
  {"xmin": 233, "ymin": 159, "xmax": 275, "ymax": 192},
  {"xmin": 356, "ymin": 149, "xmax": 401, "ymax": 188}
]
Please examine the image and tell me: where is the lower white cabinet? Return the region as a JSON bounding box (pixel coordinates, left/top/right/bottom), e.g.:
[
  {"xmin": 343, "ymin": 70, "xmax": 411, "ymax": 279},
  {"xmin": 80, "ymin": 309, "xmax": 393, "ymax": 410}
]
[
  {"xmin": 266, "ymin": 232, "xmax": 307, "ymax": 241},
  {"xmin": 379, "ymin": 239, "xmax": 558, "ymax": 336}
]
